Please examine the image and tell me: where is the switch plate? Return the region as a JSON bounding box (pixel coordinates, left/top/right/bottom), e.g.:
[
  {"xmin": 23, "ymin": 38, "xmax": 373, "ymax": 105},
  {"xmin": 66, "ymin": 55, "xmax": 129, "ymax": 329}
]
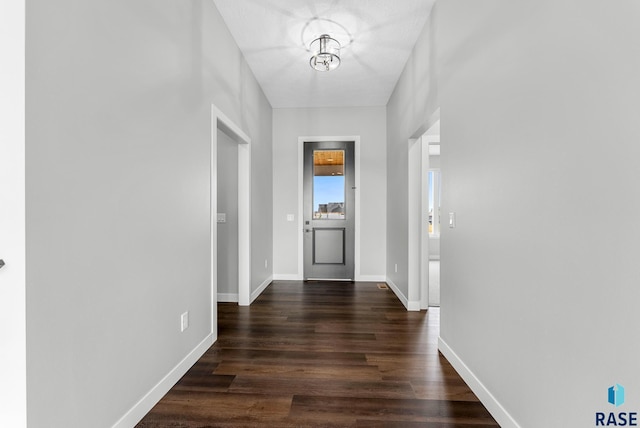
[
  {"xmin": 181, "ymin": 311, "xmax": 189, "ymax": 332},
  {"xmin": 286, "ymin": 214, "xmax": 294, "ymax": 222},
  {"xmin": 449, "ymin": 212, "xmax": 456, "ymax": 228},
  {"xmin": 217, "ymin": 213, "xmax": 226, "ymax": 223}
]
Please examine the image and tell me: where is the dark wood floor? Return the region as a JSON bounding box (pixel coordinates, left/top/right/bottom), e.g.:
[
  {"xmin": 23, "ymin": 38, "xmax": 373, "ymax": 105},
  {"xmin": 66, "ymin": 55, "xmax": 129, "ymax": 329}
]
[{"xmin": 137, "ymin": 281, "xmax": 498, "ymax": 427}]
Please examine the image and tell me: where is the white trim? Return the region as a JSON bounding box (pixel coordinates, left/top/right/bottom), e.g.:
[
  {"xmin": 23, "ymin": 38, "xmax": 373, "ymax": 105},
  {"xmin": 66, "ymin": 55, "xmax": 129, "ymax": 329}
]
[
  {"xmin": 210, "ymin": 111, "xmax": 218, "ymax": 340},
  {"xmin": 273, "ymin": 274, "xmax": 304, "ymax": 281},
  {"xmin": 297, "ymin": 136, "xmax": 361, "ymax": 280},
  {"xmin": 420, "ymin": 138, "xmax": 430, "ymax": 309},
  {"xmin": 237, "ymin": 142, "xmax": 251, "ymax": 306},
  {"xmin": 385, "ymin": 278, "xmax": 420, "ymax": 311},
  {"xmin": 0, "ymin": 2, "xmax": 26, "ymax": 424},
  {"xmin": 250, "ymin": 275, "xmax": 273, "ymax": 303},
  {"xmin": 297, "ymin": 139, "xmax": 304, "ymax": 280},
  {"xmin": 112, "ymin": 334, "xmax": 214, "ymax": 428},
  {"xmin": 438, "ymin": 337, "xmax": 521, "ymax": 428},
  {"xmin": 217, "ymin": 293, "xmax": 239, "ymax": 303},
  {"xmin": 354, "ymin": 139, "xmax": 362, "ymax": 280},
  {"xmin": 355, "ymin": 275, "xmax": 387, "ymax": 282},
  {"xmin": 213, "ymin": 106, "xmax": 251, "ymax": 144},
  {"xmin": 408, "ymin": 137, "xmax": 425, "ymax": 308},
  {"xmin": 211, "ymin": 105, "xmax": 252, "ymax": 313}
]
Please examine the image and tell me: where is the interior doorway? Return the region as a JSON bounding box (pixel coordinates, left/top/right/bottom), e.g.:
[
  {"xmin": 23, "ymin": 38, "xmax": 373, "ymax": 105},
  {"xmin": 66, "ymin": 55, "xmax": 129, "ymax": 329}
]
[
  {"xmin": 210, "ymin": 105, "xmax": 251, "ymax": 341},
  {"xmin": 408, "ymin": 115, "xmax": 440, "ymax": 311},
  {"xmin": 421, "ymin": 121, "xmax": 440, "ymax": 308},
  {"xmin": 302, "ymin": 141, "xmax": 355, "ymax": 280},
  {"xmin": 216, "ymin": 129, "xmax": 239, "ymax": 302},
  {"xmin": 427, "ymin": 145, "xmax": 441, "ymax": 307}
]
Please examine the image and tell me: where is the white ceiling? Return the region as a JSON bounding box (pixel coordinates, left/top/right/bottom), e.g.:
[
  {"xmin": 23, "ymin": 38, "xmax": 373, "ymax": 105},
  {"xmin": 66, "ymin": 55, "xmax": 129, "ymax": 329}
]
[{"xmin": 213, "ymin": 0, "xmax": 435, "ymax": 109}]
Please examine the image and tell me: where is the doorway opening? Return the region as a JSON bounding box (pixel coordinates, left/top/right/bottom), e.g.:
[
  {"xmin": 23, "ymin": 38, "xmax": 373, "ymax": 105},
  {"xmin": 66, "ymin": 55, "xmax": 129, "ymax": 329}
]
[
  {"xmin": 408, "ymin": 113, "xmax": 440, "ymax": 311},
  {"xmin": 421, "ymin": 121, "xmax": 441, "ymax": 308},
  {"xmin": 426, "ymin": 144, "xmax": 441, "ymax": 307},
  {"xmin": 210, "ymin": 105, "xmax": 251, "ymax": 340}
]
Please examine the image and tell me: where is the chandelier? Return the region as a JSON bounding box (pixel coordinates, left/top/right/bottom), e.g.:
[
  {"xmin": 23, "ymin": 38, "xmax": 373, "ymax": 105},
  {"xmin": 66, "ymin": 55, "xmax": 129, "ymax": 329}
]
[{"xmin": 309, "ymin": 34, "xmax": 341, "ymax": 72}]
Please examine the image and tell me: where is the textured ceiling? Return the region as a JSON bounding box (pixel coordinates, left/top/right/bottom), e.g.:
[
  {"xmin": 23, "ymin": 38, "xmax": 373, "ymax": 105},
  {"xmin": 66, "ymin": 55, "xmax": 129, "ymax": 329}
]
[{"xmin": 213, "ymin": 0, "xmax": 435, "ymax": 108}]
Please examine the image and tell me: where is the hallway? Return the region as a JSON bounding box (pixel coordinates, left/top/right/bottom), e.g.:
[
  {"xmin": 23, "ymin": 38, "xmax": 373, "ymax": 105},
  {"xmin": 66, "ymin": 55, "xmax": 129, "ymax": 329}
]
[{"xmin": 138, "ymin": 282, "xmax": 497, "ymax": 427}]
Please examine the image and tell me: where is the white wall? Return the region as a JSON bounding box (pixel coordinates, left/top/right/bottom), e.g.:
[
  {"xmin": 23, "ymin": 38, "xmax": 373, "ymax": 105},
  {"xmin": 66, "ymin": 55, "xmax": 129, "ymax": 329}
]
[
  {"xmin": 25, "ymin": 1, "xmax": 272, "ymax": 426},
  {"xmin": 217, "ymin": 129, "xmax": 239, "ymax": 299},
  {"xmin": 386, "ymin": 7, "xmax": 438, "ymax": 304},
  {"xmin": 438, "ymin": 1, "xmax": 640, "ymax": 426},
  {"xmin": 273, "ymin": 107, "xmax": 386, "ymax": 280},
  {"xmin": 0, "ymin": 1, "xmax": 26, "ymax": 425}
]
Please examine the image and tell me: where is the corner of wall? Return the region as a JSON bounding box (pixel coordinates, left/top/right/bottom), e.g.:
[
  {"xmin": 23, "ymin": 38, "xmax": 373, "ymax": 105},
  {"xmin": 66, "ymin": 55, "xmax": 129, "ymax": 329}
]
[{"xmin": 438, "ymin": 337, "xmax": 521, "ymax": 428}]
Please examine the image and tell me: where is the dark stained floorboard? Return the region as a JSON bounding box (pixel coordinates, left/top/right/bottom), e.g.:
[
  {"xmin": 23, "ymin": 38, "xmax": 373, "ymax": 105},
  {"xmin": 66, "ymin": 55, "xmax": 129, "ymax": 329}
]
[{"xmin": 137, "ymin": 281, "xmax": 498, "ymax": 427}]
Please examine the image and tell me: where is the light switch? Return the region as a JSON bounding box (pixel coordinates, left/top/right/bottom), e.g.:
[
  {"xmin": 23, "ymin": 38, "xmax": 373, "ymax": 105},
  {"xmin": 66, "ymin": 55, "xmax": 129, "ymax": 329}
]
[
  {"xmin": 449, "ymin": 212, "xmax": 456, "ymax": 228},
  {"xmin": 217, "ymin": 213, "xmax": 226, "ymax": 223},
  {"xmin": 286, "ymin": 214, "xmax": 295, "ymax": 222}
]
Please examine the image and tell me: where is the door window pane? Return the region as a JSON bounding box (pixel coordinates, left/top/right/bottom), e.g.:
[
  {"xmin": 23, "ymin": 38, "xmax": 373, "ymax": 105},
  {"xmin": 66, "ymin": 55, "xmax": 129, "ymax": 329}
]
[{"xmin": 313, "ymin": 150, "xmax": 345, "ymax": 219}]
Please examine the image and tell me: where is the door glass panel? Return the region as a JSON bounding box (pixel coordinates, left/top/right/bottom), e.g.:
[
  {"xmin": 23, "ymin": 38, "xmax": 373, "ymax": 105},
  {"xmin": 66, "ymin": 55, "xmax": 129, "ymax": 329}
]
[{"xmin": 313, "ymin": 150, "xmax": 345, "ymax": 219}]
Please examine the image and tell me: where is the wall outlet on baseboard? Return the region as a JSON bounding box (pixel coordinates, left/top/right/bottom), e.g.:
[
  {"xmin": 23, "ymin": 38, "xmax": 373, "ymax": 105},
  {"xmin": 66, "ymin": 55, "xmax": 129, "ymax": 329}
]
[{"xmin": 181, "ymin": 311, "xmax": 189, "ymax": 332}]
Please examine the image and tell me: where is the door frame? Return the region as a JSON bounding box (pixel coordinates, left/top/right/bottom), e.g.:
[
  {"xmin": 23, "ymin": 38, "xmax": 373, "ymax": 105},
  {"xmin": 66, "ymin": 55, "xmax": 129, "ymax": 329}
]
[
  {"xmin": 297, "ymin": 136, "xmax": 361, "ymax": 280},
  {"xmin": 211, "ymin": 105, "xmax": 251, "ymax": 336},
  {"xmin": 408, "ymin": 110, "xmax": 440, "ymax": 310},
  {"xmin": 0, "ymin": 1, "xmax": 27, "ymax": 423}
]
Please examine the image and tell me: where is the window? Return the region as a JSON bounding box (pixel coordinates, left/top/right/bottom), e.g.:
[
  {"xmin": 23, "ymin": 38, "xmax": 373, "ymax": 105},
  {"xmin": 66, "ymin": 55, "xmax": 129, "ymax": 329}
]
[{"xmin": 313, "ymin": 150, "xmax": 345, "ymax": 220}]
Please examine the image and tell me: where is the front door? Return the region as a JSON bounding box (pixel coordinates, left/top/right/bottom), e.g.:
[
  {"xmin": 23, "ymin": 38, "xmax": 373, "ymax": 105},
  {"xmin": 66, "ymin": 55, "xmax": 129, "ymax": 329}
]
[{"xmin": 303, "ymin": 141, "xmax": 355, "ymax": 280}]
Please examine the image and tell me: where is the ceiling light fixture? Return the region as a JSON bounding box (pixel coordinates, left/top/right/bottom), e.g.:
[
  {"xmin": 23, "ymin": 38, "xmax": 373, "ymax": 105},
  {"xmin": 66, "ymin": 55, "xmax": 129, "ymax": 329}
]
[{"xmin": 309, "ymin": 34, "xmax": 340, "ymax": 72}]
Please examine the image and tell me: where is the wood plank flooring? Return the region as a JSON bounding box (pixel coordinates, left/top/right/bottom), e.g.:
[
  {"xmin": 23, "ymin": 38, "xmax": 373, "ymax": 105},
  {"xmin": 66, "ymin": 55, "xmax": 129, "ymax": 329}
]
[{"xmin": 137, "ymin": 281, "xmax": 498, "ymax": 427}]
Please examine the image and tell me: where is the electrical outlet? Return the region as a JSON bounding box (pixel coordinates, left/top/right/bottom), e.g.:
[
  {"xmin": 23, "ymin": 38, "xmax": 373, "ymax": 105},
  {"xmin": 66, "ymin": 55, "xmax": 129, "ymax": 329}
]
[{"xmin": 181, "ymin": 311, "xmax": 189, "ymax": 332}]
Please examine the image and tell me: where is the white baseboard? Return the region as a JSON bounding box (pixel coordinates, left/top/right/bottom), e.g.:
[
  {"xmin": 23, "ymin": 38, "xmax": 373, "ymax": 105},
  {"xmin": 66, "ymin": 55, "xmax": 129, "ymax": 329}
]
[
  {"xmin": 355, "ymin": 274, "xmax": 386, "ymax": 282},
  {"xmin": 385, "ymin": 278, "xmax": 420, "ymax": 311},
  {"xmin": 112, "ymin": 333, "xmax": 214, "ymax": 428},
  {"xmin": 250, "ymin": 275, "xmax": 272, "ymax": 303},
  {"xmin": 217, "ymin": 293, "xmax": 238, "ymax": 302},
  {"xmin": 438, "ymin": 337, "xmax": 520, "ymax": 428},
  {"xmin": 272, "ymin": 273, "xmax": 303, "ymax": 281}
]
